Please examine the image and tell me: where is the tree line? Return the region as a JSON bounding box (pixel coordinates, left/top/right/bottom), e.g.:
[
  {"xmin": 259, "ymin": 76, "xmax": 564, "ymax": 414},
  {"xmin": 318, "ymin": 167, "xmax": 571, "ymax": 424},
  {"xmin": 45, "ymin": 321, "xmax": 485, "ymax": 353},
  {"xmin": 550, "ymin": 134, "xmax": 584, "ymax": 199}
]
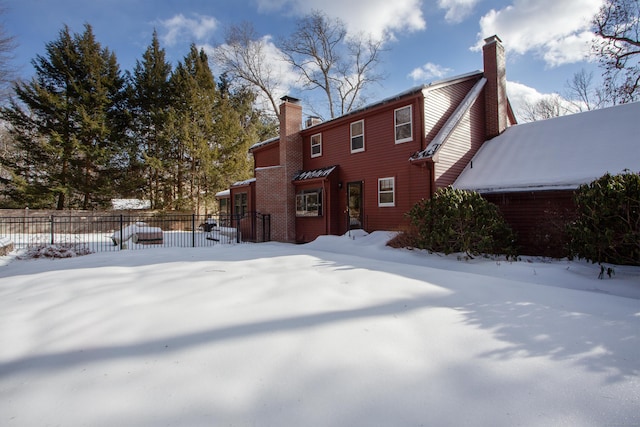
[
  {"xmin": 0, "ymin": 9, "xmax": 384, "ymax": 211},
  {"xmin": 1, "ymin": 1, "xmax": 639, "ymax": 208},
  {"xmin": 0, "ymin": 25, "xmax": 275, "ymax": 211}
]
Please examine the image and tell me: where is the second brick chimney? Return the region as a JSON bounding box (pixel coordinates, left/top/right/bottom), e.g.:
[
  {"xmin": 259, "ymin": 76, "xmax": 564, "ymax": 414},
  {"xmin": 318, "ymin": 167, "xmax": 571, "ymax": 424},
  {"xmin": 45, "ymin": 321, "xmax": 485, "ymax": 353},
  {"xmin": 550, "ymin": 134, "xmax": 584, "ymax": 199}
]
[{"xmin": 483, "ymin": 35, "xmax": 508, "ymax": 139}]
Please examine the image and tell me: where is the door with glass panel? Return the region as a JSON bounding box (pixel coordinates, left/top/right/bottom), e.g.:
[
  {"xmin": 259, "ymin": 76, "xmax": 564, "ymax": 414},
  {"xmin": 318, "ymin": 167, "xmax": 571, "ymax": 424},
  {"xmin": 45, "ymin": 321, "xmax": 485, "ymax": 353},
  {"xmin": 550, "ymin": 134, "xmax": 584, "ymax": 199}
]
[{"xmin": 347, "ymin": 181, "xmax": 363, "ymax": 230}]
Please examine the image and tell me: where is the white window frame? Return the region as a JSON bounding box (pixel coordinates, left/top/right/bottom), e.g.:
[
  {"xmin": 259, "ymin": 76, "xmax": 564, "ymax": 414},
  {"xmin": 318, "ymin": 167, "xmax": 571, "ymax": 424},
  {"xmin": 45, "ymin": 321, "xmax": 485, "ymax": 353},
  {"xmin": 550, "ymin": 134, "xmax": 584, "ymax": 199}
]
[
  {"xmin": 394, "ymin": 105, "xmax": 413, "ymax": 144},
  {"xmin": 350, "ymin": 120, "xmax": 365, "ymax": 153},
  {"xmin": 310, "ymin": 133, "xmax": 322, "ymax": 158},
  {"xmin": 296, "ymin": 188, "xmax": 323, "ymax": 217},
  {"xmin": 378, "ymin": 177, "xmax": 395, "ymax": 207}
]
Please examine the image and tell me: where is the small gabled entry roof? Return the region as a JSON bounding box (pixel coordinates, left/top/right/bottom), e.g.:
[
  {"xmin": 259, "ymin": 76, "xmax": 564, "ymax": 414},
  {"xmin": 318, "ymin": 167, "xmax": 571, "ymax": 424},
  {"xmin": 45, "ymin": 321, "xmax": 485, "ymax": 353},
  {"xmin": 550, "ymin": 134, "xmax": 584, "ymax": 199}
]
[
  {"xmin": 454, "ymin": 101, "xmax": 640, "ymax": 194},
  {"xmin": 293, "ymin": 165, "xmax": 337, "ymax": 182}
]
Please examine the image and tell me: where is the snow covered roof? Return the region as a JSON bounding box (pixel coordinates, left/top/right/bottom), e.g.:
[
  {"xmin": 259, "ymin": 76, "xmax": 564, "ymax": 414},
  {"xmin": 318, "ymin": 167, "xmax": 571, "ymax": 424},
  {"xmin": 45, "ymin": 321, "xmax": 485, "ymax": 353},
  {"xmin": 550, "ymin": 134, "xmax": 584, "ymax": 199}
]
[
  {"xmin": 293, "ymin": 165, "xmax": 337, "ymax": 181},
  {"xmin": 231, "ymin": 178, "xmax": 257, "ymax": 187},
  {"xmin": 249, "ymin": 136, "xmax": 279, "ymax": 152},
  {"xmin": 215, "ymin": 189, "xmax": 230, "ymax": 198},
  {"xmin": 111, "ymin": 199, "xmax": 151, "ymax": 210},
  {"xmin": 454, "ymin": 102, "xmax": 640, "ymax": 194}
]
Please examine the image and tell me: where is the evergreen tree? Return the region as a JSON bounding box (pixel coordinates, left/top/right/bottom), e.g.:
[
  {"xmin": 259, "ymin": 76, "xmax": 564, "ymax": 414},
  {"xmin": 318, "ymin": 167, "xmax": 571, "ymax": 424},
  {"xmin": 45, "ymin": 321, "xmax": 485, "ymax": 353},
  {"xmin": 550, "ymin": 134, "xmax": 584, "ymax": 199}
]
[
  {"xmin": 129, "ymin": 30, "xmax": 173, "ymax": 209},
  {"xmin": 0, "ymin": 24, "xmax": 127, "ymax": 209},
  {"xmin": 168, "ymin": 44, "xmax": 219, "ymax": 211}
]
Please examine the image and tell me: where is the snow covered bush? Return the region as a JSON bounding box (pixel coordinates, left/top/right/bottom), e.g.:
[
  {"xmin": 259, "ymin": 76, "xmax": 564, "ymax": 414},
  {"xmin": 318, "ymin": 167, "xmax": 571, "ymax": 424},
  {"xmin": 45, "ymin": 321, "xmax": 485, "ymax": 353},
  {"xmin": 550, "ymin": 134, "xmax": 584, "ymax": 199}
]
[
  {"xmin": 567, "ymin": 171, "xmax": 640, "ymax": 266},
  {"xmin": 406, "ymin": 187, "xmax": 517, "ymax": 258},
  {"xmin": 19, "ymin": 243, "xmax": 93, "ymax": 259}
]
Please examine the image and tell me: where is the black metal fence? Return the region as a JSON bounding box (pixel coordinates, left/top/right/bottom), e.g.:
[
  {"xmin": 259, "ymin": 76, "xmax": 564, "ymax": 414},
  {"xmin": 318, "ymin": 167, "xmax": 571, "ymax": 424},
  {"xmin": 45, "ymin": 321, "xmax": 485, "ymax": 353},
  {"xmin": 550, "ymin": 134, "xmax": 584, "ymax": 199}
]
[{"xmin": 0, "ymin": 212, "xmax": 271, "ymax": 253}]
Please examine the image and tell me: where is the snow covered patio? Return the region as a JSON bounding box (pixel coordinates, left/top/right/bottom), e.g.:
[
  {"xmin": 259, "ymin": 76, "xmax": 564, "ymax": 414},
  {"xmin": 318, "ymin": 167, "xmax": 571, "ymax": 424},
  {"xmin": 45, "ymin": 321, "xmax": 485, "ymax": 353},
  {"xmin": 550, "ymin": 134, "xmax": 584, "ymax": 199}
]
[{"xmin": 0, "ymin": 232, "xmax": 639, "ymax": 426}]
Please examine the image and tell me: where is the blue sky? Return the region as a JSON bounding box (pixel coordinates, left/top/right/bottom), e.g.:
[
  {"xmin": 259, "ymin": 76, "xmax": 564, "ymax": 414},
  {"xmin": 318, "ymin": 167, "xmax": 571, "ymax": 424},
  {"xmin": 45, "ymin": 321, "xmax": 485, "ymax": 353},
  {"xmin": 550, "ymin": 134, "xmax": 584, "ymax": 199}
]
[{"xmin": 4, "ymin": 0, "xmax": 605, "ymax": 119}]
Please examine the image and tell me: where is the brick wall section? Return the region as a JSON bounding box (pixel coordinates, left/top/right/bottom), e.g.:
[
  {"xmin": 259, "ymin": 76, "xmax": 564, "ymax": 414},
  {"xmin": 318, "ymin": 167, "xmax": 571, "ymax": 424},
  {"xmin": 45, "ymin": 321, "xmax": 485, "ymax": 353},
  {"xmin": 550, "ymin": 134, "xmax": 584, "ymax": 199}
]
[
  {"xmin": 256, "ymin": 166, "xmax": 288, "ymax": 242},
  {"xmin": 483, "ymin": 35, "xmax": 508, "ymax": 139},
  {"xmin": 278, "ymin": 99, "xmax": 303, "ymax": 242}
]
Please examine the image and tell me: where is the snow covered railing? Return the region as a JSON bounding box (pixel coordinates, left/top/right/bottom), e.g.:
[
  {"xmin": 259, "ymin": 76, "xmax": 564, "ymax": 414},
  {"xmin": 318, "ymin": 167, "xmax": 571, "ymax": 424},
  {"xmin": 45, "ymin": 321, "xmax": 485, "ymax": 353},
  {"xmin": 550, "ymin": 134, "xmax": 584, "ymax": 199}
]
[
  {"xmin": 0, "ymin": 212, "xmax": 264, "ymax": 252},
  {"xmin": 0, "ymin": 236, "xmax": 13, "ymax": 256},
  {"xmin": 111, "ymin": 222, "xmax": 163, "ymax": 246}
]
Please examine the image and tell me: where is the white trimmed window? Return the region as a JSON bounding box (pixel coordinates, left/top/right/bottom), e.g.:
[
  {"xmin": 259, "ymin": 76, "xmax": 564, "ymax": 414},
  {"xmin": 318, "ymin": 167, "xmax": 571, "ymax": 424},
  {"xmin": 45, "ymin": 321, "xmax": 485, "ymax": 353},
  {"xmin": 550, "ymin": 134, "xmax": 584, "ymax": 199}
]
[
  {"xmin": 394, "ymin": 105, "xmax": 412, "ymax": 144},
  {"xmin": 296, "ymin": 189, "xmax": 323, "ymax": 217},
  {"xmin": 350, "ymin": 120, "xmax": 364, "ymax": 153},
  {"xmin": 378, "ymin": 177, "xmax": 395, "ymax": 207},
  {"xmin": 310, "ymin": 133, "xmax": 322, "ymax": 158}
]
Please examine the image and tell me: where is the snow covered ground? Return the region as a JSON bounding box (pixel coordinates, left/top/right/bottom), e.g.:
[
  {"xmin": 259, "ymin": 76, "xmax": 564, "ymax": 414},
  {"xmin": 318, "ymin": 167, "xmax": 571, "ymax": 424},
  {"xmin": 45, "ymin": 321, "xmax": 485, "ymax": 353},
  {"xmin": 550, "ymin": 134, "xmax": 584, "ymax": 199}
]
[{"xmin": 0, "ymin": 231, "xmax": 638, "ymax": 427}]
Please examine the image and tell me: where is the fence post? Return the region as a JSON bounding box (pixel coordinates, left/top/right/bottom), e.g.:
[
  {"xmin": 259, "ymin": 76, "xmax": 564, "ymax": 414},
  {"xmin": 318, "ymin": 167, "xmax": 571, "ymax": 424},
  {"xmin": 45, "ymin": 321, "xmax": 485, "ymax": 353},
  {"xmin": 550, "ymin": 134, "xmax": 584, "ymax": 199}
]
[
  {"xmin": 50, "ymin": 215, "xmax": 54, "ymax": 245},
  {"xmin": 192, "ymin": 214, "xmax": 196, "ymax": 248},
  {"xmin": 119, "ymin": 214, "xmax": 124, "ymax": 250},
  {"xmin": 236, "ymin": 214, "xmax": 241, "ymax": 243}
]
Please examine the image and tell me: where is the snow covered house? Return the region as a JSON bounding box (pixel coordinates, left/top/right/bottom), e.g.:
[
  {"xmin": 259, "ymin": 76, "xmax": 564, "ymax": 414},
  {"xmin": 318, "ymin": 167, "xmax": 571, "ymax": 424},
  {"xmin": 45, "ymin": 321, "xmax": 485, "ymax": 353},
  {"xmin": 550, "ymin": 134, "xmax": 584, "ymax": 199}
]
[
  {"xmin": 234, "ymin": 35, "xmax": 516, "ymax": 243},
  {"xmin": 454, "ymin": 101, "xmax": 640, "ymax": 256}
]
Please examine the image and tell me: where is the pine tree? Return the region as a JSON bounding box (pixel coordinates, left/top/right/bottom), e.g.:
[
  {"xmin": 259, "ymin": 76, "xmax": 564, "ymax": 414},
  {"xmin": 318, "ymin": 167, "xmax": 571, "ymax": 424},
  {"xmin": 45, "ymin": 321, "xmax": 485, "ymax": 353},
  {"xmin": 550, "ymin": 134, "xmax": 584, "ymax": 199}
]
[
  {"xmin": 130, "ymin": 30, "xmax": 173, "ymax": 209},
  {"xmin": 168, "ymin": 44, "xmax": 219, "ymax": 212},
  {"xmin": 0, "ymin": 24, "xmax": 127, "ymax": 209}
]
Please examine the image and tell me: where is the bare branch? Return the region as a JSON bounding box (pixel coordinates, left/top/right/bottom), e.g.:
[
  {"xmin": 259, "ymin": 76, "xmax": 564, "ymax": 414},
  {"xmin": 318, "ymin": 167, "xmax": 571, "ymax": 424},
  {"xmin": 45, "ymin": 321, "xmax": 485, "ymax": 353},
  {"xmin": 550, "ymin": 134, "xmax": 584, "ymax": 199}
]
[
  {"xmin": 592, "ymin": 0, "xmax": 640, "ymax": 102},
  {"xmin": 212, "ymin": 22, "xmax": 285, "ymax": 119}
]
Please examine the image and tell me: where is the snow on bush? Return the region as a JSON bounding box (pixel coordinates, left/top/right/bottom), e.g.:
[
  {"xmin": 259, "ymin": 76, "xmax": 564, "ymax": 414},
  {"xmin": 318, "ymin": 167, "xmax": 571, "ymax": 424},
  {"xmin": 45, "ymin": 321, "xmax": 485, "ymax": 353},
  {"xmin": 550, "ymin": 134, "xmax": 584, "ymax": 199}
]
[{"xmin": 18, "ymin": 243, "xmax": 93, "ymax": 259}]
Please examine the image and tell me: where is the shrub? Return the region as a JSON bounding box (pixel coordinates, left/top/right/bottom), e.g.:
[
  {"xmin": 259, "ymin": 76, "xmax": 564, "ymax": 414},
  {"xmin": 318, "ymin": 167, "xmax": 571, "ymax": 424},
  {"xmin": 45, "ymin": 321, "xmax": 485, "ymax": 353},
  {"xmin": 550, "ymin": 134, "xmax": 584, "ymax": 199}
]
[
  {"xmin": 18, "ymin": 243, "xmax": 93, "ymax": 259},
  {"xmin": 406, "ymin": 187, "xmax": 517, "ymax": 257},
  {"xmin": 567, "ymin": 171, "xmax": 640, "ymax": 266}
]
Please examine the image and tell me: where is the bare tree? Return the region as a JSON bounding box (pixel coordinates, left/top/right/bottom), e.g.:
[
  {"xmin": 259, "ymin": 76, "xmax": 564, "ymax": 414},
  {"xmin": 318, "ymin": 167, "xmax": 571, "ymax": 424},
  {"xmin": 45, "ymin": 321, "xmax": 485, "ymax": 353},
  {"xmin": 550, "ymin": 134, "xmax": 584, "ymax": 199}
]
[
  {"xmin": 518, "ymin": 94, "xmax": 571, "ymax": 122},
  {"xmin": 213, "ymin": 22, "xmax": 287, "ymax": 120},
  {"xmin": 279, "ymin": 10, "xmax": 384, "ymax": 119},
  {"xmin": 0, "ymin": 3, "xmax": 16, "ymax": 103},
  {"xmin": 592, "ymin": 0, "xmax": 640, "ymax": 102},
  {"xmin": 564, "ymin": 69, "xmax": 613, "ymax": 111}
]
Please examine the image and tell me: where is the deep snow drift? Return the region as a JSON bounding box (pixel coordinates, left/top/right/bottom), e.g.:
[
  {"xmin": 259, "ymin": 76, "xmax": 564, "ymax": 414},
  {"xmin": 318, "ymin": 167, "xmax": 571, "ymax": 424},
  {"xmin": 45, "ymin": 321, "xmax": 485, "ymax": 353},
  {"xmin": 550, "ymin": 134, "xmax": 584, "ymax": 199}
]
[{"xmin": 0, "ymin": 231, "xmax": 638, "ymax": 426}]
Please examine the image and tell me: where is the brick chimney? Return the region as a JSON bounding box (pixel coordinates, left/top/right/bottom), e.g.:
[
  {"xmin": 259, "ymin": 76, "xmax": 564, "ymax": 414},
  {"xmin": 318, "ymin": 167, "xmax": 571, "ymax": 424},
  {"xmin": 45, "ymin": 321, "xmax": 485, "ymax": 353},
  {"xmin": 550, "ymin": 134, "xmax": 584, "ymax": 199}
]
[
  {"xmin": 279, "ymin": 96, "xmax": 303, "ymax": 242},
  {"xmin": 255, "ymin": 96, "xmax": 303, "ymax": 242},
  {"xmin": 483, "ymin": 35, "xmax": 508, "ymax": 139}
]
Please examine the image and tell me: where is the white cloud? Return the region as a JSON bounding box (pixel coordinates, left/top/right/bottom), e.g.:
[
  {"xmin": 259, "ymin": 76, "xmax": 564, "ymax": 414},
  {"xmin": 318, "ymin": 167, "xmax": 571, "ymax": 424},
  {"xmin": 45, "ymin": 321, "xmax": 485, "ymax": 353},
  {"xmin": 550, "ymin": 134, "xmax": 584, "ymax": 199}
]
[
  {"xmin": 256, "ymin": 0, "xmax": 426, "ymax": 41},
  {"xmin": 159, "ymin": 14, "xmax": 218, "ymax": 46},
  {"xmin": 476, "ymin": 0, "xmax": 603, "ymax": 66},
  {"xmin": 507, "ymin": 81, "xmax": 576, "ymax": 121},
  {"xmin": 409, "ymin": 62, "xmax": 453, "ymax": 81},
  {"xmin": 438, "ymin": 0, "xmax": 480, "ymax": 23}
]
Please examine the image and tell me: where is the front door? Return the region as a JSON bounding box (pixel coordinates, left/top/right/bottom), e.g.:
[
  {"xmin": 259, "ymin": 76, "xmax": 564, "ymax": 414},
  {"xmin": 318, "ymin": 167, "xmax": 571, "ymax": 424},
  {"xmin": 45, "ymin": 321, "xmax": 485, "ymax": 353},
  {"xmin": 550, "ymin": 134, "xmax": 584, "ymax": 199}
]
[{"xmin": 347, "ymin": 181, "xmax": 363, "ymax": 230}]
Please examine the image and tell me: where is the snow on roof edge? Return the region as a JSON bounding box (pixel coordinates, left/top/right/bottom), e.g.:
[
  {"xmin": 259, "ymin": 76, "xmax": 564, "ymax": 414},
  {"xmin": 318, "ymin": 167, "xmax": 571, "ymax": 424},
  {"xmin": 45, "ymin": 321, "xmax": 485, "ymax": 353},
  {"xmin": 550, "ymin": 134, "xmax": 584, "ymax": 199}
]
[
  {"xmin": 412, "ymin": 77, "xmax": 487, "ymax": 160},
  {"xmin": 453, "ymin": 101, "xmax": 640, "ymax": 193}
]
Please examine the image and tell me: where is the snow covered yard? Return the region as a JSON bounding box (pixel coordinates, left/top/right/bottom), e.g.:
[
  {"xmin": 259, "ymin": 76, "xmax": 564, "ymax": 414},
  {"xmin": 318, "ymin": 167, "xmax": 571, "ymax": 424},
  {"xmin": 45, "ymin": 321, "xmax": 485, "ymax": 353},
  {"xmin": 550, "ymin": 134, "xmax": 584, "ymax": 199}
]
[{"xmin": 0, "ymin": 232, "xmax": 639, "ymax": 427}]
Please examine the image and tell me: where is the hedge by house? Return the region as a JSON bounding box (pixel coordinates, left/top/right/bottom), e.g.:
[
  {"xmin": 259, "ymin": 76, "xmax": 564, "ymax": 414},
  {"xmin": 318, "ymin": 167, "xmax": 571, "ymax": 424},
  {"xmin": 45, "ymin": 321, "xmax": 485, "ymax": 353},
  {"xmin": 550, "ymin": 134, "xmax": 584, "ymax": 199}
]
[
  {"xmin": 405, "ymin": 187, "xmax": 517, "ymax": 258},
  {"xmin": 567, "ymin": 171, "xmax": 640, "ymax": 266}
]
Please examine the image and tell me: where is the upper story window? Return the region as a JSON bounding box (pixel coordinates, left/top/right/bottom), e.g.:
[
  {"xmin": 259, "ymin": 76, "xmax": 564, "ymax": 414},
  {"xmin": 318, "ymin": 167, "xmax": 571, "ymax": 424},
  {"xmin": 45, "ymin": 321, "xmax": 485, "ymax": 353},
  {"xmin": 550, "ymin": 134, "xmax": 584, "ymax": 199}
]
[
  {"xmin": 395, "ymin": 105, "xmax": 413, "ymax": 144},
  {"xmin": 351, "ymin": 120, "xmax": 364, "ymax": 153},
  {"xmin": 310, "ymin": 133, "xmax": 322, "ymax": 158},
  {"xmin": 378, "ymin": 177, "xmax": 395, "ymax": 207}
]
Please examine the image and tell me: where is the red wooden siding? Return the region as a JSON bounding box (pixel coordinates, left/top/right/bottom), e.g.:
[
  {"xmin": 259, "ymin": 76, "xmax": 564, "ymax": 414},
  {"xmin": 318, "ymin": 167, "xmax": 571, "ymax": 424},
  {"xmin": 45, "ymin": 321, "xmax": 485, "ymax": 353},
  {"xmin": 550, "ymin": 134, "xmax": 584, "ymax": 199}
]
[
  {"xmin": 424, "ymin": 78, "xmax": 480, "ymax": 144},
  {"xmin": 253, "ymin": 141, "xmax": 280, "ymax": 169},
  {"xmin": 483, "ymin": 190, "xmax": 576, "ymax": 258},
  {"xmin": 230, "ymin": 181, "xmax": 256, "ymax": 241},
  {"xmin": 434, "ymin": 95, "xmax": 487, "ymax": 188},
  {"xmin": 293, "ymin": 177, "xmax": 338, "ymax": 242},
  {"xmin": 299, "ymin": 93, "xmax": 429, "ymax": 237}
]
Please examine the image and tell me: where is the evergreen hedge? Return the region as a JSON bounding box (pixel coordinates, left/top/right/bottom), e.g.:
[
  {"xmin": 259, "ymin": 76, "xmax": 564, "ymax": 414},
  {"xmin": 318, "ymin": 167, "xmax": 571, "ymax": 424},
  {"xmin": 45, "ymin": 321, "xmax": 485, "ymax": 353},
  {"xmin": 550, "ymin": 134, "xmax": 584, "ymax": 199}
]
[
  {"xmin": 567, "ymin": 171, "xmax": 640, "ymax": 266},
  {"xmin": 406, "ymin": 187, "xmax": 517, "ymax": 258}
]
